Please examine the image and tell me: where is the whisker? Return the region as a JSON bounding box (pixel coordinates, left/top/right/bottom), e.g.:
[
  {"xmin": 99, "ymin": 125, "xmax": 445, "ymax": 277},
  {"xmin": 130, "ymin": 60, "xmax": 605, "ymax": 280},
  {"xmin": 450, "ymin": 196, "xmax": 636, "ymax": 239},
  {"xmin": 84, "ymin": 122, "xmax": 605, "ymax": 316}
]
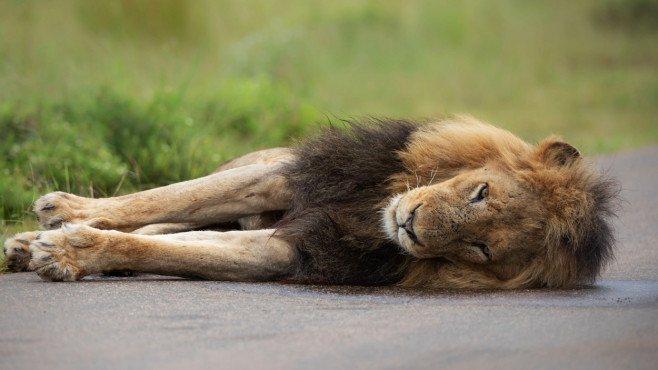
[{"xmin": 429, "ymin": 167, "xmax": 438, "ymax": 185}]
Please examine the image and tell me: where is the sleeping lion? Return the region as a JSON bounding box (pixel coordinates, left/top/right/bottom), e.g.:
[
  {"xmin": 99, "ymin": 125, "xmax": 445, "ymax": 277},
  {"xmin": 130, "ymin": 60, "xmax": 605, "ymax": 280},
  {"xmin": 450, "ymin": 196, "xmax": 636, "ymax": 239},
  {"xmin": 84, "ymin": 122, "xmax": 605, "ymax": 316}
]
[{"xmin": 3, "ymin": 116, "xmax": 618, "ymax": 289}]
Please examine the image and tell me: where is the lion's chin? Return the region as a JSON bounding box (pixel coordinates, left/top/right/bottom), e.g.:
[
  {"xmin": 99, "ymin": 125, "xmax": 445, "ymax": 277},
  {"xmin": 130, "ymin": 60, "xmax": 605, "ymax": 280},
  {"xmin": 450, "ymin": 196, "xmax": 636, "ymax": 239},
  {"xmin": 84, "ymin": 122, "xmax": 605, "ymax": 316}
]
[{"xmin": 382, "ymin": 194, "xmax": 402, "ymax": 239}]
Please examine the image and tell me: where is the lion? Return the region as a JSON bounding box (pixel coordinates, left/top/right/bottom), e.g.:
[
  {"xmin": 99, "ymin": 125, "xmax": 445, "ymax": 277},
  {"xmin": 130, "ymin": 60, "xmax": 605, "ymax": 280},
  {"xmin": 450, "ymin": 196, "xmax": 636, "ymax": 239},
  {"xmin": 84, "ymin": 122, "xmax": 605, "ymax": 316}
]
[{"xmin": 3, "ymin": 116, "xmax": 619, "ymax": 289}]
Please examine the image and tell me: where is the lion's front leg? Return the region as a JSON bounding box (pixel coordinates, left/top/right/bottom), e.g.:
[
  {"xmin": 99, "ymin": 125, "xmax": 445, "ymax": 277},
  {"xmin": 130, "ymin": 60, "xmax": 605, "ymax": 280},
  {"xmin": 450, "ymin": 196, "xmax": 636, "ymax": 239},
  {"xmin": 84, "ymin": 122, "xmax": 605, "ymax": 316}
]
[
  {"xmin": 35, "ymin": 163, "xmax": 293, "ymax": 232},
  {"xmin": 28, "ymin": 224, "xmax": 297, "ymax": 282}
]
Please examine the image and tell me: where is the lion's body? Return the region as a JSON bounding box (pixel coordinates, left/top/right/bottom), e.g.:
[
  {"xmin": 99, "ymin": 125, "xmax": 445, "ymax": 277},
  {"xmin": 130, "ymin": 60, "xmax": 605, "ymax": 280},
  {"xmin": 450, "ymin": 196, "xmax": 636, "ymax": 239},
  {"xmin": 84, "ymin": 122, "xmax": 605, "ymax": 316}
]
[{"xmin": 4, "ymin": 117, "xmax": 618, "ymax": 289}]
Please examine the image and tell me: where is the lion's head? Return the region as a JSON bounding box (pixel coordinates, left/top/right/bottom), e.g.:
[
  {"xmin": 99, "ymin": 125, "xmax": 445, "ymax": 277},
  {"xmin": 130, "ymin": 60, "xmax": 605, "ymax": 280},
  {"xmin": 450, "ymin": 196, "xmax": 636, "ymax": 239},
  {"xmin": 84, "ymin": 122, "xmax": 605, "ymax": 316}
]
[{"xmin": 383, "ymin": 117, "xmax": 619, "ymax": 289}]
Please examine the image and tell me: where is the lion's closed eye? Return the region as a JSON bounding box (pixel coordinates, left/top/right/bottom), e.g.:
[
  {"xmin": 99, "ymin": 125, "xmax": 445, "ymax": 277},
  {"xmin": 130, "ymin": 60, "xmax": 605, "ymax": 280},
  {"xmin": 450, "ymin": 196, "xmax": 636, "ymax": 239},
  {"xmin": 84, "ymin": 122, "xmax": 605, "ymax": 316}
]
[
  {"xmin": 473, "ymin": 243, "xmax": 491, "ymax": 260},
  {"xmin": 470, "ymin": 183, "xmax": 489, "ymax": 203}
]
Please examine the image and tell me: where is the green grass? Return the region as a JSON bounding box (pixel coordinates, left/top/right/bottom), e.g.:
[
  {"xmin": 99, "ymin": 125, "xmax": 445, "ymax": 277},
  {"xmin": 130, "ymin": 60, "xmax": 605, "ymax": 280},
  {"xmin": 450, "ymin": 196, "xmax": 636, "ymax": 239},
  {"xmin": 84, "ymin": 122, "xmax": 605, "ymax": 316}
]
[{"xmin": 1, "ymin": 0, "xmax": 657, "ymax": 256}]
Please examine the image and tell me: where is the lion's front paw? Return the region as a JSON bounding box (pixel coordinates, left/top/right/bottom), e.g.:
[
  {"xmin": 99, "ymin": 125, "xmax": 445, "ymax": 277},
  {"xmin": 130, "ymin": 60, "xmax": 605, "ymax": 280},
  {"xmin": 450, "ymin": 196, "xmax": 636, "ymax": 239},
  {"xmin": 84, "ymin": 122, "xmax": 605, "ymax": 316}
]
[
  {"xmin": 28, "ymin": 223, "xmax": 102, "ymax": 281},
  {"xmin": 35, "ymin": 192, "xmax": 114, "ymax": 231},
  {"xmin": 35, "ymin": 192, "xmax": 83, "ymax": 230},
  {"xmin": 3, "ymin": 232, "xmax": 39, "ymax": 272}
]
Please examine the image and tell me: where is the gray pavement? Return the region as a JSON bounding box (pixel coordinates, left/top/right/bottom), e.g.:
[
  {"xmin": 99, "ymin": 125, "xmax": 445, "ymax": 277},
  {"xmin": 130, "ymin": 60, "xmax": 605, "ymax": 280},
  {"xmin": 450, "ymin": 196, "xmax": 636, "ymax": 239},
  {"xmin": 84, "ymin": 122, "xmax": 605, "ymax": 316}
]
[{"xmin": 1, "ymin": 146, "xmax": 657, "ymax": 370}]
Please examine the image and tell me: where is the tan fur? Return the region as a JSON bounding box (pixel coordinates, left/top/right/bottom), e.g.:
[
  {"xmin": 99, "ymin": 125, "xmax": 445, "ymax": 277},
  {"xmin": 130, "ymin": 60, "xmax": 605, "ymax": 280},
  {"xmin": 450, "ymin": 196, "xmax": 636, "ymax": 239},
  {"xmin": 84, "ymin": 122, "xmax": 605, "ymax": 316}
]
[
  {"xmin": 3, "ymin": 118, "xmax": 616, "ymax": 288},
  {"xmin": 27, "ymin": 224, "xmax": 295, "ymax": 281},
  {"xmin": 34, "ymin": 164, "xmax": 292, "ymax": 232}
]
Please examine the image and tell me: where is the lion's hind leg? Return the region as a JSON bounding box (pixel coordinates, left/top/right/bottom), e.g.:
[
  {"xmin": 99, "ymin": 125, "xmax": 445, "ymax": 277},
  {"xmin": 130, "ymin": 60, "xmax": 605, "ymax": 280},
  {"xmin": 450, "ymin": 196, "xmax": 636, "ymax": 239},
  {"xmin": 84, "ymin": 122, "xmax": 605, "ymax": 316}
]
[
  {"xmin": 132, "ymin": 223, "xmax": 214, "ymax": 235},
  {"xmin": 130, "ymin": 210, "xmax": 284, "ymax": 235},
  {"xmin": 28, "ymin": 224, "xmax": 297, "ymax": 282}
]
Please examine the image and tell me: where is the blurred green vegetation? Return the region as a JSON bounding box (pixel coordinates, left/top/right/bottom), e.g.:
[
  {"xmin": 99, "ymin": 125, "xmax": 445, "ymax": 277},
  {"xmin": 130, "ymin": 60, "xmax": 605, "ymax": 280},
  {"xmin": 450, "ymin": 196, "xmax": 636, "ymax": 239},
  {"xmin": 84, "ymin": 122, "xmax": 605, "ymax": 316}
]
[{"xmin": 1, "ymin": 0, "xmax": 657, "ymax": 251}]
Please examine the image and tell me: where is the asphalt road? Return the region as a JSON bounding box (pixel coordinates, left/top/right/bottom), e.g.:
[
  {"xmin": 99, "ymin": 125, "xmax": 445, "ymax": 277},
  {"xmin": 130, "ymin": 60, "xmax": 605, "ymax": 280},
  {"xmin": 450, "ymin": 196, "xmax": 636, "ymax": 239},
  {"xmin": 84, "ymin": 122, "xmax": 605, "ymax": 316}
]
[{"xmin": 1, "ymin": 146, "xmax": 657, "ymax": 370}]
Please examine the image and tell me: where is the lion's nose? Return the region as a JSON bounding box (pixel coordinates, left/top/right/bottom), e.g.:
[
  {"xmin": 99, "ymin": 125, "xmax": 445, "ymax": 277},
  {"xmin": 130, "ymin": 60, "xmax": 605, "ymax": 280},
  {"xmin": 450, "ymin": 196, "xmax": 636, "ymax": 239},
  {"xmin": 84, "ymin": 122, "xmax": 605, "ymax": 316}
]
[
  {"xmin": 400, "ymin": 203, "xmax": 424, "ymax": 247},
  {"xmin": 403, "ymin": 217, "xmax": 414, "ymax": 235}
]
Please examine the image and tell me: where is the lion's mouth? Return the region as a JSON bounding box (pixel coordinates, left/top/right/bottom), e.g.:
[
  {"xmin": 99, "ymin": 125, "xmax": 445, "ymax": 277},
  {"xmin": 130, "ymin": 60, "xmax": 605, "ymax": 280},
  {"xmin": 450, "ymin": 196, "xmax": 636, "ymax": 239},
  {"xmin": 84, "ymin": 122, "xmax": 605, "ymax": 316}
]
[{"xmin": 398, "ymin": 203, "xmax": 424, "ymax": 247}]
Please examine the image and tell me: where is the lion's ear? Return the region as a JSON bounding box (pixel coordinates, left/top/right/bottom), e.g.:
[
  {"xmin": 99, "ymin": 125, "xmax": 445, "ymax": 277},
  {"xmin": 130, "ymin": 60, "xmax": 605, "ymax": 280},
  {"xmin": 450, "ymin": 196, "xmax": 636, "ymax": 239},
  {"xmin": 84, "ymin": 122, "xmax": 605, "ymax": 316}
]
[{"xmin": 537, "ymin": 140, "xmax": 581, "ymax": 167}]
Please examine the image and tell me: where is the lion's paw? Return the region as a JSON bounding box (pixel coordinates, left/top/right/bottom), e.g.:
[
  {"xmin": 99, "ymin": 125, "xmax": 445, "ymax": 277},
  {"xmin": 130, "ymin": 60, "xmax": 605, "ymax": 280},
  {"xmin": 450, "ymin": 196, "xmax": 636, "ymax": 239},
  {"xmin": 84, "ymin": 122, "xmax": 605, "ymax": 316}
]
[
  {"xmin": 28, "ymin": 223, "xmax": 101, "ymax": 281},
  {"xmin": 35, "ymin": 192, "xmax": 84, "ymax": 230},
  {"xmin": 35, "ymin": 192, "xmax": 114, "ymax": 231},
  {"xmin": 3, "ymin": 232, "xmax": 39, "ymax": 272}
]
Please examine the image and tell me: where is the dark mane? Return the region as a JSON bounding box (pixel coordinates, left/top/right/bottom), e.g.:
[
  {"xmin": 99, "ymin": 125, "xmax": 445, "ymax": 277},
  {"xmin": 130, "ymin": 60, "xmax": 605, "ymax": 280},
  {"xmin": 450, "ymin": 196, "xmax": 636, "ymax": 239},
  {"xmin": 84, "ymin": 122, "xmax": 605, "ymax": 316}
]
[
  {"xmin": 574, "ymin": 173, "xmax": 619, "ymax": 283},
  {"xmin": 276, "ymin": 118, "xmax": 420, "ymax": 284},
  {"xmin": 538, "ymin": 167, "xmax": 621, "ymax": 287}
]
